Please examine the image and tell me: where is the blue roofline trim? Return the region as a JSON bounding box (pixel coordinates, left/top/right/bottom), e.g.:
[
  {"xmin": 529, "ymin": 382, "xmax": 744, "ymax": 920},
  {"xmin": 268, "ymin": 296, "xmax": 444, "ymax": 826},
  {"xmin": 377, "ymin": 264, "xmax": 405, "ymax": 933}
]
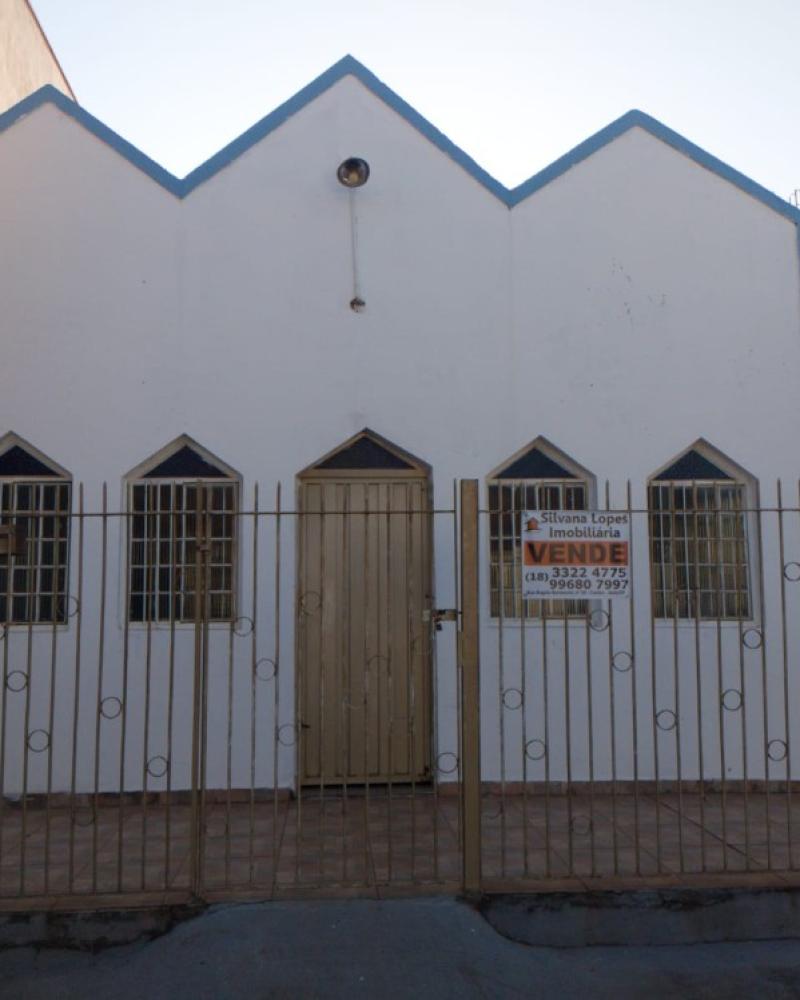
[
  {"xmin": 508, "ymin": 108, "xmax": 800, "ymax": 223},
  {"xmin": 0, "ymin": 83, "xmax": 184, "ymax": 195},
  {"xmin": 1, "ymin": 55, "xmax": 799, "ymax": 224}
]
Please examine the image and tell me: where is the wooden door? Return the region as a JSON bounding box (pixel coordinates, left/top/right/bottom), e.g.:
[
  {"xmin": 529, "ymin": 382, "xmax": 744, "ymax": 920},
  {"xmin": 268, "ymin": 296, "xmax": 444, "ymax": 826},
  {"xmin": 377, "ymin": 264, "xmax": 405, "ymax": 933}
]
[{"xmin": 297, "ymin": 473, "xmax": 431, "ymax": 784}]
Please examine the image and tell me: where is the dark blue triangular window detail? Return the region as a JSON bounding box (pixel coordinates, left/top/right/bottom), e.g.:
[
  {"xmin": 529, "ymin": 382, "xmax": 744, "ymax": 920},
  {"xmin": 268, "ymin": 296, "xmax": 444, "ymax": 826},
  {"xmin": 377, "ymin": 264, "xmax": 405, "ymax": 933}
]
[
  {"xmin": 0, "ymin": 445, "xmax": 59, "ymax": 477},
  {"xmin": 316, "ymin": 437, "xmax": 413, "ymax": 470},
  {"xmin": 144, "ymin": 446, "xmax": 229, "ymax": 479},
  {"xmin": 494, "ymin": 447, "xmax": 577, "ymax": 480},
  {"xmin": 653, "ymin": 450, "xmax": 731, "ymax": 481}
]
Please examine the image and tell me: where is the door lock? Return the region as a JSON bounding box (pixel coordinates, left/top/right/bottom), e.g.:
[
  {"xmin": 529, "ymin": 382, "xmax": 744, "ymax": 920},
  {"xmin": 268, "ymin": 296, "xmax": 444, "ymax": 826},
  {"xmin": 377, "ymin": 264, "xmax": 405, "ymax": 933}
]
[{"xmin": 432, "ymin": 609, "xmax": 458, "ymax": 631}]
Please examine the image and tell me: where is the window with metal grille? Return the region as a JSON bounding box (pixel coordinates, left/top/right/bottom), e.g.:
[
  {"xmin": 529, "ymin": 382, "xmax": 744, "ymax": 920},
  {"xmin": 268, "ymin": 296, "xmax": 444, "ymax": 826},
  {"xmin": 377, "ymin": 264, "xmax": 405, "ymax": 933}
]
[
  {"xmin": 488, "ymin": 441, "xmax": 592, "ymax": 620},
  {"xmin": 649, "ymin": 448, "xmax": 752, "ymax": 620},
  {"xmin": 126, "ymin": 440, "xmax": 239, "ymax": 624},
  {"xmin": 0, "ymin": 442, "xmax": 71, "ymax": 625},
  {"xmin": 128, "ymin": 481, "xmax": 238, "ymax": 623}
]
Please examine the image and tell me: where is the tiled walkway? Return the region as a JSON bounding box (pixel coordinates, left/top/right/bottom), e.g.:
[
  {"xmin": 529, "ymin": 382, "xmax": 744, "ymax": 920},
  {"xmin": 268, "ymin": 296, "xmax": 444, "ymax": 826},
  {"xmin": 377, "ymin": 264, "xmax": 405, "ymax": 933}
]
[{"xmin": 2, "ymin": 789, "xmax": 800, "ymax": 904}]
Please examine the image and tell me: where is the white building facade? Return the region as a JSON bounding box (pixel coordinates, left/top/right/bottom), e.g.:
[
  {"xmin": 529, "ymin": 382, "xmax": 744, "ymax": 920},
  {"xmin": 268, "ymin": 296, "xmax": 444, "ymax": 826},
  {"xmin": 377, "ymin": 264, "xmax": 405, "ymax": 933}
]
[{"xmin": 1, "ymin": 57, "xmax": 799, "ymax": 806}]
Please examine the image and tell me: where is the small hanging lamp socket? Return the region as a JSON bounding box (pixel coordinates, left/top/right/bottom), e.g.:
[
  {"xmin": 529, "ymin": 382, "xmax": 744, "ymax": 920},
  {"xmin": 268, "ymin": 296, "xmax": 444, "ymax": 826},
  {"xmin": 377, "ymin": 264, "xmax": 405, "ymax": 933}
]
[{"xmin": 337, "ymin": 157, "xmax": 370, "ymax": 188}]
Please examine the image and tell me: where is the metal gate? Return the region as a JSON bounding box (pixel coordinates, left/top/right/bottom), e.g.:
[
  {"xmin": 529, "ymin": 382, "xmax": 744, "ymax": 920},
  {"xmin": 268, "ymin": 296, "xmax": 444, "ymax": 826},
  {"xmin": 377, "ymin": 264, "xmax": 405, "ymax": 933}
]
[
  {"xmin": 2, "ymin": 478, "xmax": 800, "ymax": 907},
  {"xmin": 0, "ymin": 480, "xmax": 467, "ymax": 904}
]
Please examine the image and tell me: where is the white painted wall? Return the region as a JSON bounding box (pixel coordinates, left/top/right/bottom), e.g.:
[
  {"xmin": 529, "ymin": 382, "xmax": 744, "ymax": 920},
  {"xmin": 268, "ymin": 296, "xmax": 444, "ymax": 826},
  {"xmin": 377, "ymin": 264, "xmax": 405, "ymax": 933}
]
[{"xmin": 0, "ymin": 74, "xmax": 798, "ymax": 796}]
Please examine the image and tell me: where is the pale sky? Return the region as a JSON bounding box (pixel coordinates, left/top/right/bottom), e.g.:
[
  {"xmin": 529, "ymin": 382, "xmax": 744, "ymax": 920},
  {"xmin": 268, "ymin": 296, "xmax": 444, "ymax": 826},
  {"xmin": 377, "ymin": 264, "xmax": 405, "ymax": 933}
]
[{"xmin": 32, "ymin": 0, "xmax": 800, "ymax": 202}]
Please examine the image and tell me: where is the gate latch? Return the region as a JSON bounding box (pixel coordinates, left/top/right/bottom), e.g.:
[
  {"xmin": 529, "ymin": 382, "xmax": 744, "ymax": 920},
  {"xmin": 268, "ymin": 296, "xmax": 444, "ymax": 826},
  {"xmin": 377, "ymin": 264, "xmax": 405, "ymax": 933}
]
[{"xmin": 432, "ymin": 608, "xmax": 458, "ymax": 631}]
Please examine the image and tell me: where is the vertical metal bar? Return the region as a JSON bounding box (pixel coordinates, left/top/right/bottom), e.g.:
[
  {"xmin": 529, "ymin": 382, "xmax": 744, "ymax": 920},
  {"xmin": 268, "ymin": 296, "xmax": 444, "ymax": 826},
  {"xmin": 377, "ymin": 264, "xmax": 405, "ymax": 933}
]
[
  {"xmin": 584, "ymin": 592, "xmax": 596, "ymax": 877},
  {"xmin": 691, "ymin": 486, "xmax": 706, "ymax": 870},
  {"xmin": 0, "ymin": 486, "xmax": 13, "ymax": 886},
  {"xmin": 91, "ymin": 485, "xmax": 108, "ymax": 893},
  {"xmin": 340, "ymin": 484, "xmax": 350, "ymax": 882},
  {"xmin": 563, "ymin": 594, "xmax": 574, "ymax": 875},
  {"xmin": 199, "ymin": 489, "xmax": 211, "ymax": 889},
  {"xmin": 164, "ymin": 494, "xmax": 178, "ymax": 888},
  {"xmin": 294, "ymin": 491, "xmax": 305, "ymax": 888},
  {"xmin": 497, "ymin": 485, "xmax": 506, "ymax": 877},
  {"xmin": 272, "ymin": 484, "xmax": 281, "ymax": 887},
  {"xmin": 777, "ymin": 481, "xmax": 793, "ymax": 867},
  {"xmin": 19, "ymin": 492, "xmax": 36, "ymax": 896},
  {"xmin": 715, "ymin": 551, "xmax": 728, "ymax": 871},
  {"xmin": 140, "ymin": 492, "xmax": 154, "ymax": 891},
  {"xmin": 189, "ymin": 485, "xmax": 204, "ymax": 894},
  {"xmin": 669, "ymin": 492, "xmax": 685, "ymax": 872},
  {"xmin": 117, "ymin": 492, "xmax": 132, "ymax": 892},
  {"xmin": 317, "ymin": 486, "xmax": 327, "ymax": 885},
  {"xmin": 385, "ymin": 486, "xmax": 394, "ymax": 882},
  {"xmin": 734, "ymin": 520, "xmax": 750, "ymax": 867},
  {"xmin": 248, "ymin": 486, "xmax": 258, "ymax": 885},
  {"xmin": 43, "ymin": 495, "xmax": 62, "ymax": 895},
  {"xmin": 647, "ymin": 489, "xmax": 662, "ymax": 872},
  {"xmin": 67, "ymin": 486, "xmax": 84, "ymax": 891},
  {"xmin": 518, "ymin": 489, "xmax": 530, "ymax": 876},
  {"xmin": 626, "ymin": 482, "xmax": 640, "ymax": 875},
  {"xmin": 754, "ymin": 485, "xmax": 772, "ymax": 869},
  {"xmin": 225, "ymin": 603, "xmax": 234, "ymax": 886},
  {"xmin": 459, "ymin": 480, "xmax": 481, "ymax": 893},
  {"xmin": 604, "ymin": 481, "xmax": 618, "ymax": 874},
  {"xmin": 405, "ymin": 483, "xmax": 417, "ymax": 880},
  {"xmin": 361, "ymin": 487, "xmax": 371, "ymax": 883}
]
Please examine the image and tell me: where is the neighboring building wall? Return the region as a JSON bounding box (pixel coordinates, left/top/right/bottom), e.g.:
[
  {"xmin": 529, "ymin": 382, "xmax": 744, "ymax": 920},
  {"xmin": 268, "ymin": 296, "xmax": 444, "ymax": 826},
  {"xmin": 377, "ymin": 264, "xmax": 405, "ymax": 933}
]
[
  {"xmin": 0, "ymin": 0, "xmax": 73, "ymax": 111},
  {"xmin": 0, "ymin": 71, "xmax": 799, "ymax": 795}
]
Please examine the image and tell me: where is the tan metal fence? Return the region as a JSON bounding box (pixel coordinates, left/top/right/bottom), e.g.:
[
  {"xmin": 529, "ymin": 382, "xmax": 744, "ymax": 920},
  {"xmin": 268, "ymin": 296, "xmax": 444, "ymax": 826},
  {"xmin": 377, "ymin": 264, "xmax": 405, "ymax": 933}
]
[{"xmin": 0, "ymin": 480, "xmax": 799, "ymax": 906}]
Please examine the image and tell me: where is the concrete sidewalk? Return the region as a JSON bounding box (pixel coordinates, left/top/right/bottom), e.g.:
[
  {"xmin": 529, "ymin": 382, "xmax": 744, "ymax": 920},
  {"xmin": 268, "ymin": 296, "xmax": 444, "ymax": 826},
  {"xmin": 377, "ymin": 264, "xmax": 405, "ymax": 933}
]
[{"xmin": 3, "ymin": 896, "xmax": 800, "ymax": 999}]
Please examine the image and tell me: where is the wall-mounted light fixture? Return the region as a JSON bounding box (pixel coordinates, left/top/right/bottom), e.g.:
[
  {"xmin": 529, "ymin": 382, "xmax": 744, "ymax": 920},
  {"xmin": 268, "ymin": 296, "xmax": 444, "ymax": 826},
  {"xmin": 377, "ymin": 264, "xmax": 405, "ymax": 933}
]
[
  {"xmin": 338, "ymin": 157, "xmax": 370, "ymax": 311},
  {"xmin": 337, "ymin": 157, "xmax": 370, "ymax": 188}
]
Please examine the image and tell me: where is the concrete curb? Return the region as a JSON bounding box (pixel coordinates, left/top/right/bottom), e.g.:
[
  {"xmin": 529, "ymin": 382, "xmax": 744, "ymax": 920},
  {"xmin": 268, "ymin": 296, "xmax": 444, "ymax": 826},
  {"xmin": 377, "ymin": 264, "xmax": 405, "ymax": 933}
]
[
  {"xmin": 0, "ymin": 903, "xmax": 206, "ymax": 951},
  {"xmin": 479, "ymin": 887, "xmax": 800, "ymax": 947}
]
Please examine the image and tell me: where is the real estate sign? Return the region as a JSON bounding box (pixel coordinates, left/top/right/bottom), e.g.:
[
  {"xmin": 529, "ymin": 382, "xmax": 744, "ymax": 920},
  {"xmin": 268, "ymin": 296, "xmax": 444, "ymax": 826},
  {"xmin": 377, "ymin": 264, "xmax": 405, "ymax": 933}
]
[{"xmin": 521, "ymin": 510, "xmax": 631, "ymax": 599}]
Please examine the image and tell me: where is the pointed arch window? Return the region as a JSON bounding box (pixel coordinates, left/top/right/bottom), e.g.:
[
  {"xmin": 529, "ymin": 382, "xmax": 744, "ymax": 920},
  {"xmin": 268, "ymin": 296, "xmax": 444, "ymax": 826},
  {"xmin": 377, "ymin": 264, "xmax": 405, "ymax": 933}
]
[
  {"xmin": 488, "ymin": 439, "xmax": 595, "ymax": 619},
  {"xmin": 126, "ymin": 437, "xmax": 240, "ymax": 623},
  {"xmin": 0, "ymin": 434, "xmax": 71, "ymax": 625},
  {"xmin": 648, "ymin": 442, "xmax": 753, "ymax": 620}
]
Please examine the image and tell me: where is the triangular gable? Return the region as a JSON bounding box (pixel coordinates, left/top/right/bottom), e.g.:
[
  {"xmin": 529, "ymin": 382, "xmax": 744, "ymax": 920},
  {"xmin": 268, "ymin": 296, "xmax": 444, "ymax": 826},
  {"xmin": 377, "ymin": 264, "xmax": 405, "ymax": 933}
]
[
  {"xmin": 126, "ymin": 435, "xmax": 239, "ymax": 481},
  {"xmin": 0, "ymin": 432, "xmax": 69, "ymax": 478},
  {"xmin": 650, "ymin": 439, "xmax": 751, "ymax": 483},
  {"xmin": 488, "ymin": 436, "xmax": 593, "ymax": 482},
  {"xmin": 1, "ymin": 57, "xmax": 797, "ymax": 224},
  {"xmin": 300, "ymin": 429, "xmax": 428, "ymax": 476}
]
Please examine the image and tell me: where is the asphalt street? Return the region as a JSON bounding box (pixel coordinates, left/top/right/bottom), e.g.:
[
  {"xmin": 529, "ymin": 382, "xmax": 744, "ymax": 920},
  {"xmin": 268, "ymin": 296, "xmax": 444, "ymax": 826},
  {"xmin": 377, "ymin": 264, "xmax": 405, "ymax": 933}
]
[{"xmin": 3, "ymin": 896, "xmax": 800, "ymax": 999}]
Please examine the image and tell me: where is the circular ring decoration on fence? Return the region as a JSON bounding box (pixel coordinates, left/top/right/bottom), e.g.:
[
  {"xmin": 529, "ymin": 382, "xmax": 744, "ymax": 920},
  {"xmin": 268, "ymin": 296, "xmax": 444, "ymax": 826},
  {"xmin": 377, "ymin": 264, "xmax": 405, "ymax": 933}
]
[
  {"xmin": 655, "ymin": 709, "xmax": 678, "ymax": 732},
  {"xmin": 254, "ymin": 658, "xmax": 277, "ymax": 682},
  {"xmin": 435, "ymin": 751, "xmax": 459, "ymax": 774},
  {"xmin": 524, "ymin": 739, "xmax": 547, "ymax": 761},
  {"xmin": 741, "ymin": 628, "xmax": 763, "ymax": 650},
  {"xmin": 589, "ymin": 609, "xmax": 610, "ymax": 633},
  {"xmin": 5, "ymin": 670, "xmax": 27, "ymax": 693},
  {"xmin": 56, "ymin": 595, "xmax": 80, "ymax": 619},
  {"xmin": 502, "ymin": 687, "xmax": 523, "ymax": 710},
  {"xmin": 277, "ymin": 723, "xmax": 298, "ymax": 747},
  {"xmin": 299, "ymin": 591, "xmax": 321, "ymax": 616},
  {"xmin": 767, "ymin": 739, "xmax": 788, "ymax": 763},
  {"xmin": 146, "ymin": 755, "xmax": 169, "ymax": 778},
  {"xmin": 232, "ymin": 616, "xmax": 254, "ymax": 637},
  {"xmin": 612, "ymin": 651, "xmax": 634, "ymax": 673},
  {"xmin": 570, "ymin": 815, "xmax": 593, "ymax": 836},
  {"xmin": 26, "ymin": 729, "xmax": 50, "ymax": 753},
  {"xmin": 100, "ymin": 696, "xmax": 123, "ymax": 720},
  {"xmin": 783, "ymin": 562, "xmax": 800, "ymax": 583},
  {"xmin": 72, "ymin": 808, "xmax": 95, "ymax": 828},
  {"xmin": 721, "ymin": 688, "xmax": 743, "ymax": 712}
]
